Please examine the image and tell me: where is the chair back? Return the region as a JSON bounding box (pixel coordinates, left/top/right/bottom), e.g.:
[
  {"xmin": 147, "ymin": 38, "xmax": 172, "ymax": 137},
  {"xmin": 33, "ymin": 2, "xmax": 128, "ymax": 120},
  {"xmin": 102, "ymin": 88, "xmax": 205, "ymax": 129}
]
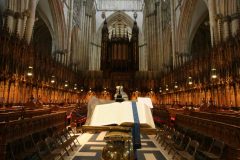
[
  {"xmin": 186, "ymin": 140, "xmax": 199, "ymax": 157},
  {"xmin": 36, "ymin": 140, "xmax": 50, "ymax": 156},
  {"xmin": 45, "ymin": 137, "xmax": 58, "ymax": 151},
  {"xmin": 182, "ymin": 136, "xmax": 191, "ymax": 150},
  {"xmin": 209, "ymin": 139, "xmax": 224, "ymax": 156},
  {"xmin": 175, "ymin": 133, "xmax": 185, "ymax": 145}
]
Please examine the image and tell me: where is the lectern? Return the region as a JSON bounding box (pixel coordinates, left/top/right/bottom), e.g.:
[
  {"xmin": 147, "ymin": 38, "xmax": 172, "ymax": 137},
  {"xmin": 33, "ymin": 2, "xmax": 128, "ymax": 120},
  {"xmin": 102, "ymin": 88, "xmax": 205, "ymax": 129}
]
[{"xmin": 82, "ymin": 100, "xmax": 156, "ymax": 160}]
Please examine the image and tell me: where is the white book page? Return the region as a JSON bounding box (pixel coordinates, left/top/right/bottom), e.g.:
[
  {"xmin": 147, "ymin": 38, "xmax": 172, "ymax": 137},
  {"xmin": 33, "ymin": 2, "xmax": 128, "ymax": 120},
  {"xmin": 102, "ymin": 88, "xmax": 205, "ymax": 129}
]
[
  {"xmin": 89, "ymin": 101, "xmax": 155, "ymax": 128},
  {"xmin": 137, "ymin": 97, "xmax": 153, "ymax": 108},
  {"xmin": 142, "ymin": 103, "xmax": 156, "ymax": 128},
  {"xmin": 89, "ymin": 102, "xmax": 122, "ymax": 126},
  {"xmin": 118, "ymin": 101, "xmax": 134, "ymax": 124}
]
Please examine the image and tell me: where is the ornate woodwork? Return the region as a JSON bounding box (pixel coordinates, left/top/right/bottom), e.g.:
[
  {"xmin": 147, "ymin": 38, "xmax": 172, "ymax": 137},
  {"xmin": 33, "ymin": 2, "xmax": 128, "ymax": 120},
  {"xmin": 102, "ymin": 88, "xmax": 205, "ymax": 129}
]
[
  {"xmin": 100, "ymin": 19, "xmax": 139, "ymax": 90},
  {"xmin": 175, "ymin": 114, "xmax": 240, "ymax": 159},
  {"xmin": 0, "ymin": 111, "xmax": 66, "ymax": 160}
]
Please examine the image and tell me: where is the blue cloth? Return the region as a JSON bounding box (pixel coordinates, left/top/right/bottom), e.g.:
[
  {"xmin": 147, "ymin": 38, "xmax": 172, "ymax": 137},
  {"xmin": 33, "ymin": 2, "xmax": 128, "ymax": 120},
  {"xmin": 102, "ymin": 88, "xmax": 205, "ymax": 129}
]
[{"xmin": 132, "ymin": 101, "xmax": 141, "ymax": 150}]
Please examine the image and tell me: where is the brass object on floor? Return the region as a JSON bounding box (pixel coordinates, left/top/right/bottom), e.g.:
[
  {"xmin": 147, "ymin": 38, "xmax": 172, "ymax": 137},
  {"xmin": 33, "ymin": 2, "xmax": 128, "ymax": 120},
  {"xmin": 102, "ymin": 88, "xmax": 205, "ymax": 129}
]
[{"xmin": 102, "ymin": 131, "xmax": 134, "ymax": 160}]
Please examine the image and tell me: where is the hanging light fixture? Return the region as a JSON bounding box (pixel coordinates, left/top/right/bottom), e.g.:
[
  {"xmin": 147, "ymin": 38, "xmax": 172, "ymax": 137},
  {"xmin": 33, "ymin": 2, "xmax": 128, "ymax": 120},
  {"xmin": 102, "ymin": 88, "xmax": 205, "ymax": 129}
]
[
  {"xmin": 27, "ymin": 66, "xmax": 33, "ymax": 77},
  {"xmin": 166, "ymin": 85, "xmax": 169, "ymax": 91},
  {"xmin": 174, "ymin": 82, "xmax": 178, "ymax": 89},
  {"xmin": 188, "ymin": 77, "xmax": 193, "ymax": 85},
  {"xmin": 104, "ymin": 87, "xmax": 107, "ymax": 92},
  {"xmin": 74, "ymin": 84, "xmax": 77, "ymax": 90},
  {"xmin": 50, "ymin": 76, "xmax": 55, "ymax": 84},
  {"xmin": 64, "ymin": 81, "xmax": 68, "ymax": 87},
  {"xmin": 159, "ymin": 87, "xmax": 162, "ymax": 93},
  {"xmin": 211, "ymin": 68, "xmax": 217, "ymax": 79}
]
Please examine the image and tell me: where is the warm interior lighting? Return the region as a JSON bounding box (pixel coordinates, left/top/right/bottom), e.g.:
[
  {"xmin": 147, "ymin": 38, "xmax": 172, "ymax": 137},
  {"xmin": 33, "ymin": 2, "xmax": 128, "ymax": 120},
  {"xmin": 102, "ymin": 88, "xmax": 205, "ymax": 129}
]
[
  {"xmin": 103, "ymin": 87, "xmax": 107, "ymax": 93},
  {"xmin": 27, "ymin": 72, "xmax": 33, "ymax": 76},
  {"xmin": 174, "ymin": 82, "xmax": 178, "ymax": 89},
  {"xmin": 211, "ymin": 68, "xmax": 217, "ymax": 79},
  {"xmin": 27, "ymin": 66, "xmax": 33, "ymax": 77},
  {"xmin": 50, "ymin": 76, "xmax": 55, "ymax": 84},
  {"xmin": 159, "ymin": 87, "xmax": 162, "ymax": 93},
  {"xmin": 188, "ymin": 77, "xmax": 193, "ymax": 85},
  {"xmin": 64, "ymin": 81, "xmax": 68, "ymax": 87},
  {"xmin": 166, "ymin": 85, "xmax": 169, "ymax": 91},
  {"xmin": 74, "ymin": 84, "xmax": 77, "ymax": 90},
  {"xmin": 80, "ymin": 86, "xmax": 84, "ymax": 92}
]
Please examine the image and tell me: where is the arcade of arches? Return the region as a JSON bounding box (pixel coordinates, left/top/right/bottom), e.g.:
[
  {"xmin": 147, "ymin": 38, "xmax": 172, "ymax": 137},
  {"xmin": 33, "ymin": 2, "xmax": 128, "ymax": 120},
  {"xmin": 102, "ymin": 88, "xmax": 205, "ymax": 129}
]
[{"xmin": 0, "ymin": 0, "xmax": 240, "ymax": 160}]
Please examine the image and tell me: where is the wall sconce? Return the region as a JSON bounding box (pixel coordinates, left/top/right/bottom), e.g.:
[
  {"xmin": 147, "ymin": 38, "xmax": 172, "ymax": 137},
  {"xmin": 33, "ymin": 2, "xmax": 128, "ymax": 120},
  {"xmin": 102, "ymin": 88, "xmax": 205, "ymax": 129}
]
[
  {"xmin": 74, "ymin": 84, "xmax": 77, "ymax": 90},
  {"xmin": 50, "ymin": 76, "xmax": 55, "ymax": 84},
  {"xmin": 174, "ymin": 82, "xmax": 178, "ymax": 89},
  {"xmin": 159, "ymin": 87, "xmax": 162, "ymax": 93},
  {"xmin": 188, "ymin": 77, "xmax": 193, "ymax": 85},
  {"xmin": 104, "ymin": 87, "xmax": 107, "ymax": 92},
  {"xmin": 64, "ymin": 81, "xmax": 68, "ymax": 87},
  {"xmin": 165, "ymin": 85, "xmax": 169, "ymax": 91},
  {"xmin": 80, "ymin": 86, "xmax": 84, "ymax": 92},
  {"xmin": 27, "ymin": 66, "xmax": 33, "ymax": 77},
  {"xmin": 211, "ymin": 68, "xmax": 217, "ymax": 79}
]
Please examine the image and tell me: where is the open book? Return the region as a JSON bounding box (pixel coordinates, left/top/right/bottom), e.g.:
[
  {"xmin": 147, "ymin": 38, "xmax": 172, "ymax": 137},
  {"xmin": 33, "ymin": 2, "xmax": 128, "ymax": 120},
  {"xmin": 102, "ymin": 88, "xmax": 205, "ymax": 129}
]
[
  {"xmin": 89, "ymin": 101, "xmax": 155, "ymax": 128},
  {"xmin": 137, "ymin": 97, "xmax": 154, "ymax": 109}
]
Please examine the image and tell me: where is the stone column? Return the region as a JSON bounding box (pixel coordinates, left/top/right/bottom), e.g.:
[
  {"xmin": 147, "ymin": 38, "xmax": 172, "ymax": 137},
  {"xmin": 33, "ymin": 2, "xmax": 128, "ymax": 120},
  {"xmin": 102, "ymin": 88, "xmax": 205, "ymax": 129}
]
[
  {"xmin": 208, "ymin": 0, "xmax": 218, "ymax": 46},
  {"xmin": 170, "ymin": 0, "xmax": 176, "ymax": 68},
  {"xmin": 150, "ymin": 15, "xmax": 154, "ymax": 70},
  {"xmin": 24, "ymin": 0, "xmax": 37, "ymax": 44},
  {"xmin": 159, "ymin": 1, "xmax": 164, "ymax": 70},
  {"xmin": 216, "ymin": 14, "xmax": 223, "ymax": 42},
  {"xmin": 222, "ymin": 16, "xmax": 231, "ymax": 41},
  {"xmin": 67, "ymin": 0, "xmax": 74, "ymax": 66},
  {"xmin": 20, "ymin": 0, "xmax": 29, "ymax": 39},
  {"xmin": 5, "ymin": 0, "xmax": 15, "ymax": 33}
]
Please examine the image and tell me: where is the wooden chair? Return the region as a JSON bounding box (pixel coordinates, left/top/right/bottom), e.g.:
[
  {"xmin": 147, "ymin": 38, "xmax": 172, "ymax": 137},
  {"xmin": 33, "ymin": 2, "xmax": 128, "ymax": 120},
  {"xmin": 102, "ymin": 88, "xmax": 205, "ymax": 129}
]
[
  {"xmin": 45, "ymin": 137, "xmax": 65, "ymax": 160},
  {"xmin": 67, "ymin": 127, "xmax": 80, "ymax": 145},
  {"xmin": 21, "ymin": 135, "xmax": 41, "ymax": 159},
  {"xmin": 172, "ymin": 136, "xmax": 191, "ymax": 159},
  {"xmin": 52, "ymin": 133, "xmax": 71, "ymax": 156},
  {"xmin": 175, "ymin": 140, "xmax": 199, "ymax": 160},
  {"xmin": 155, "ymin": 124, "xmax": 168, "ymax": 141},
  {"xmin": 199, "ymin": 139, "xmax": 224, "ymax": 160},
  {"xmin": 168, "ymin": 132, "xmax": 185, "ymax": 154},
  {"xmin": 158, "ymin": 126, "xmax": 174, "ymax": 145},
  {"xmin": 163, "ymin": 131, "xmax": 180, "ymax": 150},
  {"xmin": 62, "ymin": 129, "xmax": 78, "ymax": 147},
  {"xmin": 36, "ymin": 139, "xmax": 63, "ymax": 160},
  {"xmin": 161, "ymin": 127, "xmax": 175, "ymax": 145},
  {"xmin": 195, "ymin": 136, "xmax": 214, "ymax": 160}
]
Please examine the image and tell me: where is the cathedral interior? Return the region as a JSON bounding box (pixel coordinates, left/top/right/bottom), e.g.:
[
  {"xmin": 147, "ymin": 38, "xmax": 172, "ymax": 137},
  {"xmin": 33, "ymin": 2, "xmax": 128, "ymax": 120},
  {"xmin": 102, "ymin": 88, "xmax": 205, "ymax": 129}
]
[{"xmin": 0, "ymin": 0, "xmax": 240, "ymax": 159}]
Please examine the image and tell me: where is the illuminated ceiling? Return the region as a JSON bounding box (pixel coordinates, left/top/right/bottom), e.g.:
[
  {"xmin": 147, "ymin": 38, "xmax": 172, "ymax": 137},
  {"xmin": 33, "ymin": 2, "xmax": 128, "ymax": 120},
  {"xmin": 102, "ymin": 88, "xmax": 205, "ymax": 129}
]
[{"xmin": 95, "ymin": 0, "xmax": 144, "ymax": 11}]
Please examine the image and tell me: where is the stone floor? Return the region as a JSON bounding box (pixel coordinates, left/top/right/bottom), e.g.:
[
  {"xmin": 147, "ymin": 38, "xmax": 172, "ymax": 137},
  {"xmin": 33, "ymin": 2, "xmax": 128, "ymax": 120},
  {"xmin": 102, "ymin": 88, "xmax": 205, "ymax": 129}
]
[{"xmin": 63, "ymin": 132, "xmax": 174, "ymax": 160}]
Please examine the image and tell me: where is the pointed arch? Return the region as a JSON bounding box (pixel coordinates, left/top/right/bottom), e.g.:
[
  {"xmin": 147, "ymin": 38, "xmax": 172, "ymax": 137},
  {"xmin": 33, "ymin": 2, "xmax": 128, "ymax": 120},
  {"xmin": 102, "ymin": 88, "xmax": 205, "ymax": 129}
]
[{"xmin": 48, "ymin": 0, "xmax": 67, "ymax": 51}]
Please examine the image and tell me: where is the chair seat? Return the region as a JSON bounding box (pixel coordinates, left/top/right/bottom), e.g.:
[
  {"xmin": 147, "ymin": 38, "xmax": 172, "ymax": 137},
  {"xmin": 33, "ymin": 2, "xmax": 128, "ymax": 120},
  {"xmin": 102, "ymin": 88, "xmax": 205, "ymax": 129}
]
[
  {"xmin": 202, "ymin": 151, "xmax": 220, "ymax": 159},
  {"xmin": 178, "ymin": 151, "xmax": 195, "ymax": 160},
  {"xmin": 173, "ymin": 143, "xmax": 185, "ymax": 151}
]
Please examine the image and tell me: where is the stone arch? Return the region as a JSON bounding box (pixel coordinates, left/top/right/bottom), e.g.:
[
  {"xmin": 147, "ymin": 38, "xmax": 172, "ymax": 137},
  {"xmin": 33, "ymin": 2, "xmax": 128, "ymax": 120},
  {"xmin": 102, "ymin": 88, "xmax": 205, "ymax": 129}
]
[
  {"xmin": 176, "ymin": 0, "xmax": 208, "ymax": 54},
  {"xmin": 70, "ymin": 26, "xmax": 81, "ymax": 67},
  {"xmin": 188, "ymin": 0, "xmax": 209, "ymax": 53},
  {"xmin": 48, "ymin": 0, "xmax": 67, "ymax": 51},
  {"xmin": 96, "ymin": 11, "xmax": 135, "ymax": 44}
]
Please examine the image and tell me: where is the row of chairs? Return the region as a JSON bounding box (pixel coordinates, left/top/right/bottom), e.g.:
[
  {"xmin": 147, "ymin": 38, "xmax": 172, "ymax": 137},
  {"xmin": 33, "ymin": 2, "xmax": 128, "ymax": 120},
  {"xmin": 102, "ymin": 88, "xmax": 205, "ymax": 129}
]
[
  {"xmin": 7, "ymin": 126, "xmax": 80, "ymax": 160},
  {"xmin": 155, "ymin": 125, "xmax": 225, "ymax": 160}
]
